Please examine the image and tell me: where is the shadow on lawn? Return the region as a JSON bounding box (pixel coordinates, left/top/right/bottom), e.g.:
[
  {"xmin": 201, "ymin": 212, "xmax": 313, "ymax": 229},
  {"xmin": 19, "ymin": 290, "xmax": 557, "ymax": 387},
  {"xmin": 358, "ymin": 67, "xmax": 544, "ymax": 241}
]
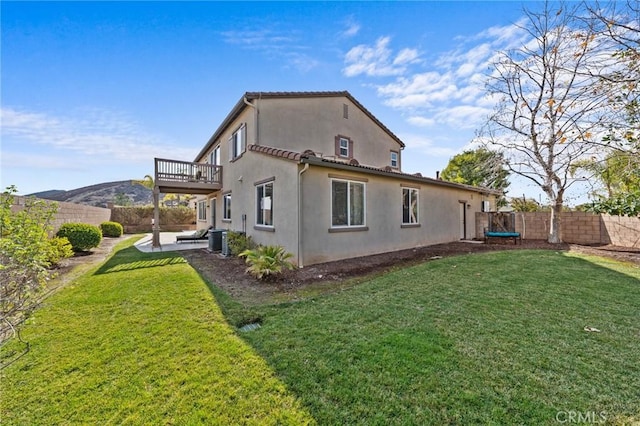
[{"xmin": 94, "ymin": 246, "xmax": 186, "ymax": 275}]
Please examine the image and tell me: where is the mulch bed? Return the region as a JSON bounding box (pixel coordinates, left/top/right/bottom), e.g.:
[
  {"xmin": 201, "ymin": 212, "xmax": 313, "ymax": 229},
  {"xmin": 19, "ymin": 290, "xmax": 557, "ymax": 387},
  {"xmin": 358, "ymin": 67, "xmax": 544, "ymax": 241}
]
[{"xmin": 180, "ymin": 240, "xmax": 640, "ymax": 305}]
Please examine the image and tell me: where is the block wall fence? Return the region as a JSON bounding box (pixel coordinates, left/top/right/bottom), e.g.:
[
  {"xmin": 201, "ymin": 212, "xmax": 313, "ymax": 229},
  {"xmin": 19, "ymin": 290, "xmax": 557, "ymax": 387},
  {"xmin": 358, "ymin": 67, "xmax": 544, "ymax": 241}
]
[
  {"xmin": 11, "ymin": 196, "xmax": 112, "ymax": 234},
  {"xmin": 476, "ymin": 212, "xmax": 640, "ymax": 248}
]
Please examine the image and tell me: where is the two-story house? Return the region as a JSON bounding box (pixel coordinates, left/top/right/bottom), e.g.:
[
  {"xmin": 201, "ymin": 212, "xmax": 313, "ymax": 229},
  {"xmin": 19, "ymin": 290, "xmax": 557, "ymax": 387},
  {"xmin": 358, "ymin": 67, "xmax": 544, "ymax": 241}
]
[{"xmin": 154, "ymin": 91, "xmax": 499, "ymax": 266}]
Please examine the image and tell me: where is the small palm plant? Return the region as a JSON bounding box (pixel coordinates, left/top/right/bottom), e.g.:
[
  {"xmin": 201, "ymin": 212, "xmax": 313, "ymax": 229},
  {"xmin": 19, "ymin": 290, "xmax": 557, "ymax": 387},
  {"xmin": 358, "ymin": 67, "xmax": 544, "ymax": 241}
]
[{"xmin": 239, "ymin": 245, "xmax": 295, "ymax": 280}]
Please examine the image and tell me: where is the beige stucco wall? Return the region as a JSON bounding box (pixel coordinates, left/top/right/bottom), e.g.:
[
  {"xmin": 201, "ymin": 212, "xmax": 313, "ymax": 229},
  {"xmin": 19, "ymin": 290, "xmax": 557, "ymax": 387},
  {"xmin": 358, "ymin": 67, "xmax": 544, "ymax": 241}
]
[
  {"xmin": 255, "ymin": 97, "xmax": 402, "ymax": 169},
  {"xmin": 201, "ymin": 151, "xmax": 301, "ymax": 262},
  {"xmin": 299, "ymin": 165, "xmax": 489, "ymax": 265}
]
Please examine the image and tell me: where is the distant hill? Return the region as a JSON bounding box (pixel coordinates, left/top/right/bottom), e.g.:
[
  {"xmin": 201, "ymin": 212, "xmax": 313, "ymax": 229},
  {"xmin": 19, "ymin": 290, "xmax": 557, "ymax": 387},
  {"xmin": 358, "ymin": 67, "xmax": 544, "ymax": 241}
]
[{"xmin": 29, "ymin": 180, "xmax": 153, "ymax": 207}]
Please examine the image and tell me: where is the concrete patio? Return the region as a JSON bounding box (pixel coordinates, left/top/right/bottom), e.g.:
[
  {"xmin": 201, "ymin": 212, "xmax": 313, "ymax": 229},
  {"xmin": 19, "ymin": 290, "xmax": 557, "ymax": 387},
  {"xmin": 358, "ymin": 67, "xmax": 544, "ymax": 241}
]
[{"xmin": 134, "ymin": 232, "xmax": 208, "ymax": 253}]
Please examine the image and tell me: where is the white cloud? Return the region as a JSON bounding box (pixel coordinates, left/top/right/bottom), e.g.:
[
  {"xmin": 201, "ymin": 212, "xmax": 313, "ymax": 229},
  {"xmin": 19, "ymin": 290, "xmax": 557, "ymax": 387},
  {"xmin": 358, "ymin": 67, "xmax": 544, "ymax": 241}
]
[
  {"xmin": 0, "ymin": 107, "xmax": 196, "ymax": 164},
  {"xmin": 341, "ymin": 17, "xmax": 361, "ymax": 38},
  {"xmin": 377, "ymin": 72, "xmax": 458, "ymax": 109},
  {"xmin": 433, "ymin": 105, "xmax": 492, "ymax": 129},
  {"xmin": 401, "ymin": 133, "xmax": 459, "ymax": 158},
  {"xmin": 341, "ymin": 17, "xmax": 534, "ymax": 136},
  {"xmin": 343, "ymin": 36, "xmax": 419, "ymax": 77},
  {"xmin": 406, "ymin": 116, "xmax": 435, "ymax": 127},
  {"xmin": 220, "ymin": 28, "xmax": 320, "ymax": 72}
]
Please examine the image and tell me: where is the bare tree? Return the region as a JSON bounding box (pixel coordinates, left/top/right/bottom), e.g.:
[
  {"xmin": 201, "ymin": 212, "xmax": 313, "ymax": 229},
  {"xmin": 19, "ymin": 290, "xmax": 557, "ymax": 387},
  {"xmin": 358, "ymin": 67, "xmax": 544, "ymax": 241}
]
[{"xmin": 480, "ymin": 2, "xmax": 625, "ymax": 243}]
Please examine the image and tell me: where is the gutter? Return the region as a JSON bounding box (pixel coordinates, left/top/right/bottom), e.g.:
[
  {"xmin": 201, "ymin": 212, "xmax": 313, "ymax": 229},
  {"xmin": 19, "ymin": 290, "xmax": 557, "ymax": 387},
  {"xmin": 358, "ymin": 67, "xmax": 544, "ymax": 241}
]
[
  {"xmin": 300, "ymin": 156, "xmax": 501, "ymax": 196},
  {"xmin": 243, "ymin": 96, "xmax": 259, "ymax": 145},
  {"xmin": 297, "ymin": 163, "xmax": 310, "ymax": 268}
]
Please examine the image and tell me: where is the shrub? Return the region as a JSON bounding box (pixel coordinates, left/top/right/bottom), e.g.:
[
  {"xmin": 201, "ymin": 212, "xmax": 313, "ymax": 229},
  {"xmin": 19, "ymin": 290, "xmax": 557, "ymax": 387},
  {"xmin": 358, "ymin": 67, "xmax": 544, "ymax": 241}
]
[
  {"xmin": 227, "ymin": 231, "xmax": 256, "ymax": 255},
  {"xmin": 56, "ymin": 223, "xmax": 102, "ymax": 252},
  {"xmin": 46, "ymin": 237, "xmax": 74, "ymax": 267},
  {"xmin": 100, "ymin": 221, "xmax": 124, "ymax": 237},
  {"xmin": 1, "ymin": 186, "xmax": 66, "ymax": 349},
  {"xmin": 239, "ymin": 245, "xmax": 295, "ymax": 280}
]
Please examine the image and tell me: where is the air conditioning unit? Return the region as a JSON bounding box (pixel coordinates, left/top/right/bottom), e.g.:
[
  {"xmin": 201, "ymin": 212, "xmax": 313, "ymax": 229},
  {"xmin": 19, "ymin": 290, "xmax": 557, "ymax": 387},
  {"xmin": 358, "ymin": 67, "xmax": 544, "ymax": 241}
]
[
  {"xmin": 221, "ymin": 231, "xmax": 231, "ymax": 256},
  {"xmin": 482, "ymin": 201, "xmax": 491, "ymax": 212}
]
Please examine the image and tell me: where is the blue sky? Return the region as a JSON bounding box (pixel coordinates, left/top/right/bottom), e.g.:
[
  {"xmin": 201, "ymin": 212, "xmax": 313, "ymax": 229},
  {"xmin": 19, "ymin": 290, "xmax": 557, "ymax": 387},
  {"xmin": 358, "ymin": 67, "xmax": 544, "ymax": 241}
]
[{"xmin": 2, "ymin": 1, "xmax": 561, "ymax": 202}]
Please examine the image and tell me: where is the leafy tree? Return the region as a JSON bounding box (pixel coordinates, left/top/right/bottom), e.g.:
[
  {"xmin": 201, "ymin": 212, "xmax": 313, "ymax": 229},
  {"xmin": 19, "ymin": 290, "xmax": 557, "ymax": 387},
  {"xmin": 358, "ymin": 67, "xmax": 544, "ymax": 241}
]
[
  {"xmin": 132, "ymin": 174, "xmax": 154, "ymax": 190},
  {"xmin": 575, "ymin": 1, "xmax": 639, "ymax": 215},
  {"xmin": 113, "ymin": 192, "xmax": 133, "ymax": 206},
  {"xmin": 586, "ymin": 190, "xmax": 640, "ymax": 217},
  {"xmin": 510, "ymin": 197, "xmax": 544, "ymax": 213},
  {"xmin": 0, "ymin": 186, "xmax": 72, "ymax": 360},
  {"xmin": 480, "ymin": 2, "xmax": 626, "ymax": 243},
  {"xmin": 441, "ymin": 148, "xmax": 510, "ymax": 189}
]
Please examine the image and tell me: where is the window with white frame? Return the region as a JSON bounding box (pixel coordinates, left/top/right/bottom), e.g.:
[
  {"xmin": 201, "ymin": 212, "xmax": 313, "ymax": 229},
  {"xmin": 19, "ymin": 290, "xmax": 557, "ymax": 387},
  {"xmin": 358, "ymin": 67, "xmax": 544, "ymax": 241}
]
[
  {"xmin": 256, "ymin": 181, "xmax": 274, "ymax": 227},
  {"xmin": 197, "ymin": 200, "xmax": 207, "ymax": 221},
  {"xmin": 210, "ymin": 145, "xmax": 221, "ymax": 166},
  {"xmin": 402, "ymin": 187, "xmax": 419, "ymax": 224},
  {"xmin": 229, "ymin": 124, "xmax": 246, "ymax": 160},
  {"xmin": 335, "ymin": 135, "xmax": 353, "ymax": 159},
  {"xmin": 223, "ymin": 193, "xmax": 231, "ymax": 220},
  {"xmin": 339, "ymin": 138, "xmax": 349, "ymax": 157},
  {"xmin": 390, "ymin": 151, "xmax": 399, "ymax": 168},
  {"xmin": 331, "ymin": 179, "xmax": 365, "ymax": 227}
]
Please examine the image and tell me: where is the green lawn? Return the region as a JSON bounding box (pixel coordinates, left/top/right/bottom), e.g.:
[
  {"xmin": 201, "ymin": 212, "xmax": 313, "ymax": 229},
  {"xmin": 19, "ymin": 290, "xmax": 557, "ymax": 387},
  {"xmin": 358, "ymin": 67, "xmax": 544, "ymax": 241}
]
[
  {"xmin": 0, "ymin": 238, "xmax": 313, "ymax": 425},
  {"xmin": 230, "ymin": 250, "xmax": 640, "ymax": 425},
  {"xmin": 2, "ymin": 242, "xmax": 639, "ymax": 425}
]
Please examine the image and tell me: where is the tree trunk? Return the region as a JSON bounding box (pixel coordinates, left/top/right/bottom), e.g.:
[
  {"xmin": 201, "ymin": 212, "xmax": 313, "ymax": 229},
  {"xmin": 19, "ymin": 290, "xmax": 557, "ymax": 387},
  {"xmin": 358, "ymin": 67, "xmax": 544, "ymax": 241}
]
[{"xmin": 548, "ymin": 203, "xmax": 563, "ymax": 243}]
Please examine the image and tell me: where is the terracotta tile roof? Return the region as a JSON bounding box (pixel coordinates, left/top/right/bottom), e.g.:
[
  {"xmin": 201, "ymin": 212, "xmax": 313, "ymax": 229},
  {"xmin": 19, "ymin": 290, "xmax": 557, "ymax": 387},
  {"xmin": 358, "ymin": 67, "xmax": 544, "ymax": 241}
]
[
  {"xmin": 248, "ymin": 144, "xmax": 501, "ymax": 195},
  {"xmin": 248, "ymin": 144, "xmax": 302, "ymax": 161}
]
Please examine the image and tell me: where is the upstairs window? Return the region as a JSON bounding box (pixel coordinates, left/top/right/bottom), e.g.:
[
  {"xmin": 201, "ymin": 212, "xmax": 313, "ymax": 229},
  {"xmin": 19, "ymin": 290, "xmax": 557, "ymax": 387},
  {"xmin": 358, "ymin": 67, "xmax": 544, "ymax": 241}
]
[
  {"xmin": 335, "ymin": 135, "xmax": 353, "ymax": 159},
  {"xmin": 213, "ymin": 145, "xmax": 221, "ymax": 165},
  {"xmin": 390, "ymin": 151, "xmax": 399, "ymax": 169},
  {"xmin": 229, "ymin": 124, "xmax": 246, "ymax": 161}
]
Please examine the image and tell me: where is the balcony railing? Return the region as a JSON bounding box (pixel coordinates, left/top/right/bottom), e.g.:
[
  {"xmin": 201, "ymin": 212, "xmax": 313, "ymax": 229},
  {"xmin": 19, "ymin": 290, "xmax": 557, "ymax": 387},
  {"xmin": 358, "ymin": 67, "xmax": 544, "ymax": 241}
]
[{"xmin": 154, "ymin": 158, "xmax": 222, "ymax": 194}]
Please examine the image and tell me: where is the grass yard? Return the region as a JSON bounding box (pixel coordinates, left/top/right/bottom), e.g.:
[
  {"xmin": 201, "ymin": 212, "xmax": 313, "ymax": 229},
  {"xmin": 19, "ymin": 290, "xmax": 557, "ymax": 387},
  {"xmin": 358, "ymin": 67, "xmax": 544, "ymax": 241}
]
[
  {"xmin": 0, "ymin": 238, "xmax": 313, "ymax": 425},
  {"xmin": 226, "ymin": 250, "xmax": 640, "ymax": 425},
  {"xmin": 2, "ymin": 242, "xmax": 639, "ymax": 425}
]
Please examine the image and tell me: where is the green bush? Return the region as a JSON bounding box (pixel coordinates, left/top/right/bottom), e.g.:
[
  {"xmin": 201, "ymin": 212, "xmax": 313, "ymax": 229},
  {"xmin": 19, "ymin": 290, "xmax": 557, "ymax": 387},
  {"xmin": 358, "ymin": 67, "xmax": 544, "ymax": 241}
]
[
  {"xmin": 56, "ymin": 223, "xmax": 103, "ymax": 252},
  {"xmin": 239, "ymin": 245, "xmax": 295, "ymax": 280},
  {"xmin": 227, "ymin": 231, "xmax": 256, "ymax": 255},
  {"xmin": 46, "ymin": 237, "xmax": 74, "ymax": 266},
  {"xmin": 100, "ymin": 221, "xmax": 124, "ymax": 237}
]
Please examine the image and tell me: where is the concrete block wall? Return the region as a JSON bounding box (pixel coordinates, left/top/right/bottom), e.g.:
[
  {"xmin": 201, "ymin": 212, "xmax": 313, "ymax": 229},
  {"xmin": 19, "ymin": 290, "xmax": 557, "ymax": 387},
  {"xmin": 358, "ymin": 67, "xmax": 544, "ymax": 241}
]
[
  {"xmin": 10, "ymin": 196, "xmax": 112, "ymax": 234},
  {"xmin": 601, "ymin": 214, "xmax": 640, "ymax": 247},
  {"xmin": 476, "ymin": 211, "xmax": 640, "ymax": 248}
]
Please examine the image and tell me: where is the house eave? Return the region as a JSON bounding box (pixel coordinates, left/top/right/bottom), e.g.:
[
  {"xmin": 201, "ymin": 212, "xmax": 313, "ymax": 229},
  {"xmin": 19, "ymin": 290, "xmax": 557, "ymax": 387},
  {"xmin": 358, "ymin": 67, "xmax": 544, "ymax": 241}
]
[{"xmin": 300, "ymin": 156, "xmax": 501, "ymax": 196}]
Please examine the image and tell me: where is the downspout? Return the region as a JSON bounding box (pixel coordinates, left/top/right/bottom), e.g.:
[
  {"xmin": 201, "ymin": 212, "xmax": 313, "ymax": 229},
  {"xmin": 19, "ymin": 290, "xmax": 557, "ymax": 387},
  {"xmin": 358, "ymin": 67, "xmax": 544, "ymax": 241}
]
[
  {"xmin": 297, "ymin": 162, "xmax": 310, "ymax": 268},
  {"xmin": 243, "ymin": 96, "xmax": 259, "ymax": 145}
]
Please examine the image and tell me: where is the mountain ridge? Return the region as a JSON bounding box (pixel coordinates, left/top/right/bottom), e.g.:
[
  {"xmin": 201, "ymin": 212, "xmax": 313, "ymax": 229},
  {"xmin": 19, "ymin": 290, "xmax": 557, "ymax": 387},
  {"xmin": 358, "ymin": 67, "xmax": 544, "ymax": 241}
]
[{"xmin": 29, "ymin": 180, "xmax": 153, "ymax": 207}]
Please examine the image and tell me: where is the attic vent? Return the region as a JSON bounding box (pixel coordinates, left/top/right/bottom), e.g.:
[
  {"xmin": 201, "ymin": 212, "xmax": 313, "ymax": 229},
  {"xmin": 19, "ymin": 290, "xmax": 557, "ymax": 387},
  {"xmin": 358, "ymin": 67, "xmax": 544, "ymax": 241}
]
[
  {"xmin": 349, "ymin": 158, "xmax": 359, "ymax": 166},
  {"xmin": 343, "ymin": 103, "xmax": 349, "ymax": 119},
  {"xmin": 302, "ymin": 149, "xmax": 316, "ymax": 157},
  {"xmin": 413, "ymin": 172, "xmax": 423, "ymax": 177}
]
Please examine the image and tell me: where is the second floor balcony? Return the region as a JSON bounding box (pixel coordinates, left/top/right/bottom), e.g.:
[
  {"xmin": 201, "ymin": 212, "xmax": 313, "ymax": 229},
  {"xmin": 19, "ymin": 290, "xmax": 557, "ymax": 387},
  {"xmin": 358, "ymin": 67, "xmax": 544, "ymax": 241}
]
[{"xmin": 154, "ymin": 158, "xmax": 222, "ymax": 194}]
